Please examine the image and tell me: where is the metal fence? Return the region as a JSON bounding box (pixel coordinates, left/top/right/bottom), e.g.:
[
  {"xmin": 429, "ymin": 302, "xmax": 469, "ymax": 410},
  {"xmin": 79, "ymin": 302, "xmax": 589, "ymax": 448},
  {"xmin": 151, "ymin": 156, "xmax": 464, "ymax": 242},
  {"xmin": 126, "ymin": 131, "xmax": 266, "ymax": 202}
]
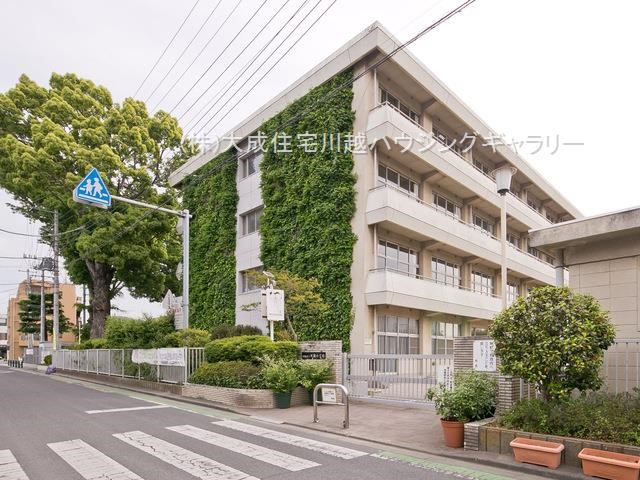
[
  {"xmin": 344, "ymin": 353, "xmax": 453, "ymax": 403},
  {"xmin": 22, "ymin": 349, "xmax": 42, "ymax": 365},
  {"xmin": 52, "ymin": 348, "xmax": 206, "ymax": 385},
  {"xmin": 602, "ymin": 339, "xmax": 640, "ymax": 393}
]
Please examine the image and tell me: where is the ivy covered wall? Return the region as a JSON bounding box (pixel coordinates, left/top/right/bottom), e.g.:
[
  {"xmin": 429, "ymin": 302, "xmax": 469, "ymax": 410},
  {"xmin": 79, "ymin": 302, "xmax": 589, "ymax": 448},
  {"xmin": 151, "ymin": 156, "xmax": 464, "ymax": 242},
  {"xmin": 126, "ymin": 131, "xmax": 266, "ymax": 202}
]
[
  {"xmin": 183, "ymin": 150, "xmax": 238, "ymax": 330},
  {"xmin": 260, "ymin": 70, "xmax": 357, "ymax": 350}
]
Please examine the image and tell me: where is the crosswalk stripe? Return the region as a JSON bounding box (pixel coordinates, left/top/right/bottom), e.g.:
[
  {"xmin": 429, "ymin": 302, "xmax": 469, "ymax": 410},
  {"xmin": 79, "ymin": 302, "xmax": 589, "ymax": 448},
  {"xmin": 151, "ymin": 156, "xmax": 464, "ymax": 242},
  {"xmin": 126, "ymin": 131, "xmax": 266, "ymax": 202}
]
[
  {"xmin": 85, "ymin": 405, "xmax": 170, "ymax": 414},
  {"xmin": 168, "ymin": 424, "xmax": 320, "ymax": 472},
  {"xmin": 213, "ymin": 420, "xmax": 368, "ymax": 460},
  {"xmin": 113, "ymin": 431, "xmax": 259, "ymax": 480},
  {"xmin": 47, "ymin": 439, "xmax": 143, "ymax": 480},
  {"xmin": 0, "ymin": 450, "xmax": 29, "ymax": 480}
]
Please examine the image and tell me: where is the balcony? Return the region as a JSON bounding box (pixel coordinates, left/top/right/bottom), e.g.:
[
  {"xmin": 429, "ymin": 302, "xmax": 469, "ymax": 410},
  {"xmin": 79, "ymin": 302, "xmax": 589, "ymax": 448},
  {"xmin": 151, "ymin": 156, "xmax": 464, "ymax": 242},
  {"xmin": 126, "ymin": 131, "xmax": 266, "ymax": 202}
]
[
  {"xmin": 366, "ymin": 103, "xmax": 551, "ymax": 230},
  {"xmin": 366, "ymin": 268, "xmax": 502, "ymax": 320},
  {"xmin": 367, "ymin": 184, "xmax": 556, "ymax": 284}
]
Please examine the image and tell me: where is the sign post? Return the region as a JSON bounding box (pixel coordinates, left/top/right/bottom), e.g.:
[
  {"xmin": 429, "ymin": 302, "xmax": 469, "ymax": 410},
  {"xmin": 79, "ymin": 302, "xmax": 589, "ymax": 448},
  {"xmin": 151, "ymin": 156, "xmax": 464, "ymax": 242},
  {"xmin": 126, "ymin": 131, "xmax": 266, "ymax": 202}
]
[{"xmin": 73, "ymin": 167, "xmax": 191, "ymax": 328}]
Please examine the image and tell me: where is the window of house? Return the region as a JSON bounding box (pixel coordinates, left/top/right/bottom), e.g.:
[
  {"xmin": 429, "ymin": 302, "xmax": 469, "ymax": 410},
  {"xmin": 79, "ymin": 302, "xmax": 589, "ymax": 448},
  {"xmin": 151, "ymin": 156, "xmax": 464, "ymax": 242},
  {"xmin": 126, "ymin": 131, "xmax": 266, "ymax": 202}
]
[
  {"xmin": 507, "ymin": 232, "xmax": 520, "ymax": 249},
  {"xmin": 431, "ymin": 257, "xmax": 460, "ymax": 287},
  {"xmin": 472, "ymin": 212, "xmax": 494, "ymax": 235},
  {"xmin": 378, "ymin": 240, "xmax": 419, "ymax": 276},
  {"xmin": 507, "ymin": 282, "xmax": 519, "ymax": 304},
  {"xmin": 377, "ymin": 315, "xmax": 419, "ymax": 355},
  {"xmin": 379, "ymin": 87, "xmax": 420, "ymax": 124},
  {"xmin": 471, "ymin": 271, "xmax": 494, "ymax": 296},
  {"xmin": 432, "ymin": 126, "xmax": 463, "ymax": 155},
  {"xmin": 432, "ymin": 321, "xmax": 459, "ymax": 354},
  {"xmin": 240, "ymin": 268, "xmax": 263, "ymax": 293},
  {"xmin": 240, "ymin": 151, "xmax": 261, "ymax": 179},
  {"xmin": 433, "ymin": 192, "xmax": 461, "ymax": 218},
  {"xmin": 241, "ymin": 208, "xmax": 262, "ymax": 235},
  {"xmin": 378, "ymin": 164, "xmax": 418, "ymax": 196}
]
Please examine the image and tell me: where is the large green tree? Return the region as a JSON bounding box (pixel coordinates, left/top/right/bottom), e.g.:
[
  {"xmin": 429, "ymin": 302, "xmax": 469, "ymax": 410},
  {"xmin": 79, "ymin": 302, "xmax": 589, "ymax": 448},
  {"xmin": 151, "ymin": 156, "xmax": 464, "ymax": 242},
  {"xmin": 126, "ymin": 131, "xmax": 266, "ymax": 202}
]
[
  {"xmin": 18, "ymin": 292, "xmax": 71, "ymax": 340},
  {"xmin": 490, "ymin": 286, "xmax": 615, "ymax": 401},
  {"xmin": 0, "ymin": 73, "xmax": 196, "ymax": 337}
]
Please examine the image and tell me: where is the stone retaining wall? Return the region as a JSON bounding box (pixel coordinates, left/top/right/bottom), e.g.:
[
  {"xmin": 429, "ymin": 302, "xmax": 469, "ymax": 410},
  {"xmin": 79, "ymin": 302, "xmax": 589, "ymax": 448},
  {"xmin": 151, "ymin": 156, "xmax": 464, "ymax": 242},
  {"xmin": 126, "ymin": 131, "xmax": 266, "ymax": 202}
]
[{"xmin": 182, "ymin": 384, "xmax": 310, "ymax": 408}]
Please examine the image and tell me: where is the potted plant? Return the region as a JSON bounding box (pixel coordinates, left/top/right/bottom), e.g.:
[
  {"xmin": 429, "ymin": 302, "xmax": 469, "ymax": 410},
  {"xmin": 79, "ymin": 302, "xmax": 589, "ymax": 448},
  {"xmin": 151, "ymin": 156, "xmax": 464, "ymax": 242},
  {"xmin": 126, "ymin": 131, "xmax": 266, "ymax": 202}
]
[
  {"xmin": 298, "ymin": 360, "xmax": 332, "ymax": 403},
  {"xmin": 427, "ymin": 370, "xmax": 497, "ymax": 448},
  {"xmin": 262, "ymin": 357, "xmax": 300, "ymax": 409}
]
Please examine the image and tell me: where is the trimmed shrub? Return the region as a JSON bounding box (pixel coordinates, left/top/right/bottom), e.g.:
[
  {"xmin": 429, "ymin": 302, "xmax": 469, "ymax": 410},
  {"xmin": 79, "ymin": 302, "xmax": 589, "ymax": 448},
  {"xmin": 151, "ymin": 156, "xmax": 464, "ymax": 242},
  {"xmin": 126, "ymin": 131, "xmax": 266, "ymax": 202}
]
[
  {"xmin": 43, "ymin": 354, "xmax": 52, "ymax": 365},
  {"xmin": 427, "ymin": 370, "xmax": 497, "ymax": 422},
  {"xmin": 210, "ymin": 324, "xmax": 263, "ymax": 339},
  {"xmin": 298, "ymin": 360, "xmax": 332, "ymax": 391},
  {"xmin": 204, "ymin": 336, "xmax": 299, "ymax": 364},
  {"xmin": 163, "ymin": 328, "xmax": 211, "ymax": 347},
  {"xmin": 262, "ymin": 357, "xmax": 299, "ymax": 393},
  {"xmin": 104, "ymin": 315, "xmax": 175, "ymax": 349},
  {"xmin": 79, "ymin": 338, "xmax": 109, "ymax": 349},
  {"xmin": 189, "ymin": 361, "xmax": 265, "ymax": 389}
]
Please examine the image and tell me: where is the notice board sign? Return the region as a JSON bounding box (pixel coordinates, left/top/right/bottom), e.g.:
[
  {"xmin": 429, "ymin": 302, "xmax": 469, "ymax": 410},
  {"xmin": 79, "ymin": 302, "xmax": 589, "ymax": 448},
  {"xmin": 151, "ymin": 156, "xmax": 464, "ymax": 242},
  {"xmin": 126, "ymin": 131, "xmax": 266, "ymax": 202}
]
[
  {"xmin": 473, "ymin": 340, "xmax": 497, "ymax": 372},
  {"xmin": 301, "ymin": 351, "xmax": 326, "ymax": 360},
  {"xmin": 321, "ymin": 387, "xmax": 338, "ymax": 403}
]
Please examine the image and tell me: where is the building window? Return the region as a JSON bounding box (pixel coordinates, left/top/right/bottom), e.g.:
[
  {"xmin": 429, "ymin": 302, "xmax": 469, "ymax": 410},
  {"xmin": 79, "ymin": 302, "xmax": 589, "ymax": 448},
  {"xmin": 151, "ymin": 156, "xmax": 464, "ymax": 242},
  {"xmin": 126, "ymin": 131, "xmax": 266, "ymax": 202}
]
[
  {"xmin": 473, "ymin": 158, "xmax": 492, "ymax": 175},
  {"xmin": 378, "ymin": 240, "xmax": 419, "ymax": 276},
  {"xmin": 241, "ymin": 208, "xmax": 262, "ymax": 235},
  {"xmin": 471, "ymin": 271, "xmax": 494, "ymax": 296},
  {"xmin": 507, "ymin": 282, "xmax": 519, "ymax": 304},
  {"xmin": 377, "ymin": 315, "xmax": 419, "ymax": 354},
  {"xmin": 527, "ymin": 195, "xmax": 541, "ymax": 213},
  {"xmin": 507, "ymin": 232, "xmax": 520, "ymax": 249},
  {"xmin": 379, "ymin": 87, "xmax": 420, "ymax": 124},
  {"xmin": 240, "ymin": 151, "xmax": 261, "ymax": 179},
  {"xmin": 432, "ymin": 321, "xmax": 459, "ymax": 354},
  {"xmin": 240, "ymin": 268, "xmax": 263, "ymax": 293},
  {"xmin": 433, "ymin": 192, "xmax": 461, "ymax": 218},
  {"xmin": 527, "ymin": 246, "xmax": 540, "ymax": 259},
  {"xmin": 433, "ymin": 126, "xmax": 463, "ymax": 156},
  {"xmin": 378, "ymin": 164, "xmax": 418, "ymax": 196},
  {"xmin": 472, "ymin": 212, "xmax": 494, "ymax": 235},
  {"xmin": 431, "ymin": 257, "xmax": 460, "ymax": 287}
]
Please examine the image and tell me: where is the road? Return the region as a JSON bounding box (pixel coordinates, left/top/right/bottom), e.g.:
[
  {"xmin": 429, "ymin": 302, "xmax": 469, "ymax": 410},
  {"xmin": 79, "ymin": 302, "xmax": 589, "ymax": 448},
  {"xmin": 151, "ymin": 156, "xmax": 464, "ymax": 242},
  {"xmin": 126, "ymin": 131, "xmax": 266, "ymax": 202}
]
[{"xmin": 0, "ymin": 365, "xmax": 537, "ymax": 480}]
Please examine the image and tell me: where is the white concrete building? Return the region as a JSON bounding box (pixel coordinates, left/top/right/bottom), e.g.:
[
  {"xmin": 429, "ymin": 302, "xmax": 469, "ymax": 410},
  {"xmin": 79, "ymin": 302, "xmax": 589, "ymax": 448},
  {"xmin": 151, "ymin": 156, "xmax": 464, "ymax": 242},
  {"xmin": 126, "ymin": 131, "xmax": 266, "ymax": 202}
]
[{"xmin": 171, "ymin": 23, "xmax": 581, "ymax": 354}]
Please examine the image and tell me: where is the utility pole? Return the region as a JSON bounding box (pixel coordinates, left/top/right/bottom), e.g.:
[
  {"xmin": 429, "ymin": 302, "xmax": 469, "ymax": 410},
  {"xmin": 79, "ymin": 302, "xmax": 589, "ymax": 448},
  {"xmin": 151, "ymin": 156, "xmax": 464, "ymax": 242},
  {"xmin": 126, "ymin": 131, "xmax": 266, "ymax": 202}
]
[
  {"xmin": 40, "ymin": 269, "xmax": 45, "ymax": 343},
  {"xmin": 53, "ymin": 210, "xmax": 60, "ymax": 351}
]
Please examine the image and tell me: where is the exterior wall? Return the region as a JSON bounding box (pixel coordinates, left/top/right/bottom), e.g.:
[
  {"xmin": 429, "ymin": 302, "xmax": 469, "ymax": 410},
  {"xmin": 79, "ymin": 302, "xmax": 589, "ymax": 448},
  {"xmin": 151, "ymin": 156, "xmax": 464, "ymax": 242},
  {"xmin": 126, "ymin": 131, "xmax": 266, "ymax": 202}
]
[
  {"xmin": 182, "ymin": 385, "xmax": 309, "ymax": 408},
  {"xmin": 298, "ymin": 340, "xmax": 343, "ymax": 383}
]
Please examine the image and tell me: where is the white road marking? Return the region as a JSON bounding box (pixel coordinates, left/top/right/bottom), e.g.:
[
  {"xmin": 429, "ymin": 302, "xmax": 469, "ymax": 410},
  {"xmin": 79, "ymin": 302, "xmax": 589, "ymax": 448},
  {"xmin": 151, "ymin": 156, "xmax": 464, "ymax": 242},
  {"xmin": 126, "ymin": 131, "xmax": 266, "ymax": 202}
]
[
  {"xmin": 47, "ymin": 439, "xmax": 143, "ymax": 480},
  {"xmin": 114, "ymin": 431, "xmax": 259, "ymax": 480},
  {"xmin": 213, "ymin": 420, "xmax": 368, "ymax": 459},
  {"xmin": 85, "ymin": 405, "xmax": 171, "ymax": 414},
  {"xmin": 0, "ymin": 450, "xmax": 29, "ymax": 480},
  {"xmin": 168, "ymin": 424, "xmax": 320, "ymax": 472}
]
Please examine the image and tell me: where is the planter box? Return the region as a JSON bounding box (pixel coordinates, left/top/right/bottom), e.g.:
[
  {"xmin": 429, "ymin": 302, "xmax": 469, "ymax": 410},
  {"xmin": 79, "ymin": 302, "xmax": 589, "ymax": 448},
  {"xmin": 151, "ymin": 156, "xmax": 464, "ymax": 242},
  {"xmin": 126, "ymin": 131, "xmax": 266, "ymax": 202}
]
[
  {"xmin": 579, "ymin": 448, "xmax": 640, "ymax": 480},
  {"xmin": 183, "ymin": 384, "xmax": 310, "ymax": 409},
  {"xmin": 510, "ymin": 437, "xmax": 564, "ymax": 469}
]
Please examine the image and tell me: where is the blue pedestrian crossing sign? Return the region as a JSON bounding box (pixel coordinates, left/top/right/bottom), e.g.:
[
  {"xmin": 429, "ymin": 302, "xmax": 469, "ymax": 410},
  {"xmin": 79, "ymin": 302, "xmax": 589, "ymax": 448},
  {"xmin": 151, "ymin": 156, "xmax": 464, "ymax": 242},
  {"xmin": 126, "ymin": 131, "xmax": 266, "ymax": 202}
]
[{"xmin": 73, "ymin": 167, "xmax": 111, "ymax": 209}]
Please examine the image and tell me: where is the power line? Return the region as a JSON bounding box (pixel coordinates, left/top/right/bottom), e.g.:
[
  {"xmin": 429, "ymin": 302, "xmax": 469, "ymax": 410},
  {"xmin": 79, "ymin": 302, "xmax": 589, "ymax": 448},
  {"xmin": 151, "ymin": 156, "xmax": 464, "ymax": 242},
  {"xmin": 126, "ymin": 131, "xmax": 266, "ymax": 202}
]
[
  {"xmin": 175, "ymin": 0, "xmax": 296, "ymax": 121},
  {"xmin": 133, "ymin": 0, "xmax": 202, "ymax": 98},
  {"xmin": 0, "ymin": 227, "xmax": 41, "ymax": 238},
  {"xmin": 149, "ymin": 0, "xmax": 247, "ymax": 111},
  {"xmin": 142, "ymin": 0, "xmax": 225, "ymax": 104}
]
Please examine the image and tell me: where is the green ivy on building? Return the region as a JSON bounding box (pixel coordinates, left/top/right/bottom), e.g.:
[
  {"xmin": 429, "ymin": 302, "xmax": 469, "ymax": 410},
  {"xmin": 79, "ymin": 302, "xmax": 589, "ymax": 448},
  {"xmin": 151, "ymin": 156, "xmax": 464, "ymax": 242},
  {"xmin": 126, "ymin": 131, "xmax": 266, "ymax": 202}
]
[
  {"xmin": 183, "ymin": 150, "xmax": 238, "ymax": 330},
  {"xmin": 260, "ymin": 70, "xmax": 356, "ymax": 350}
]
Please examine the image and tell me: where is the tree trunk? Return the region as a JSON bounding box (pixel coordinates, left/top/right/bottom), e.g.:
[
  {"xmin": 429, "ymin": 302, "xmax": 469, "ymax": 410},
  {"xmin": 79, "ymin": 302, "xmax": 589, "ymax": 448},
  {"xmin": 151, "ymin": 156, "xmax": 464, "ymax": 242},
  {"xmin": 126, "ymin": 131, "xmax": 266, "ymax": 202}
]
[{"xmin": 87, "ymin": 261, "xmax": 113, "ymax": 338}]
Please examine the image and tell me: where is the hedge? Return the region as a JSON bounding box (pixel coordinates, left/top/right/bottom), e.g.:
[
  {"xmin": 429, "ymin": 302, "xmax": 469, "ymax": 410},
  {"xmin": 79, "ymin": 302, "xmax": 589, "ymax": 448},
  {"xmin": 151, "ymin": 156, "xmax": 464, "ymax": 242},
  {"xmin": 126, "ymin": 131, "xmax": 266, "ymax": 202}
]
[
  {"xmin": 189, "ymin": 361, "xmax": 265, "ymax": 389},
  {"xmin": 204, "ymin": 336, "xmax": 299, "ymax": 364}
]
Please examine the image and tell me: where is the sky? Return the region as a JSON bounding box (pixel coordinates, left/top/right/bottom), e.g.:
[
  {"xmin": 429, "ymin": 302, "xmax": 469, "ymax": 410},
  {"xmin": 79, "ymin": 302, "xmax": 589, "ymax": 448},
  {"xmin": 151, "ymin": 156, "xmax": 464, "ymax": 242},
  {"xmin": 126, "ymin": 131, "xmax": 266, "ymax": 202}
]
[{"xmin": 1, "ymin": 0, "xmax": 639, "ymax": 316}]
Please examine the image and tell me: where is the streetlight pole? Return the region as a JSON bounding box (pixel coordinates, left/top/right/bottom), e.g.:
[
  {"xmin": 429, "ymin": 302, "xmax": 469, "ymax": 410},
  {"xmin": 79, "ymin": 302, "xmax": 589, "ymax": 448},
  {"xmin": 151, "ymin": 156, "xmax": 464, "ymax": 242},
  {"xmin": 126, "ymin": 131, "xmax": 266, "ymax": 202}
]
[
  {"xmin": 53, "ymin": 209, "xmax": 60, "ymax": 350},
  {"xmin": 492, "ymin": 166, "xmax": 517, "ymax": 309}
]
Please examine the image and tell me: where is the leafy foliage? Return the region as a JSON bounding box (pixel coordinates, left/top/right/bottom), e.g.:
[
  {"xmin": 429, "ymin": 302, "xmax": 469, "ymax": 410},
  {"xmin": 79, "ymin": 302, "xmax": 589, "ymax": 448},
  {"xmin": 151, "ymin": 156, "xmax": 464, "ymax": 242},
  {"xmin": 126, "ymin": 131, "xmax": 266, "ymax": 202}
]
[
  {"xmin": 0, "ymin": 73, "xmax": 195, "ymax": 337},
  {"xmin": 499, "ymin": 392, "xmax": 640, "ymax": 446},
  {"xmin": 490, "ymin": 286, "xmax": 615, "ymax": 401},
  {"xmin": 43, "ymin": 354, "xmax": 52, "ymax": 365},
  {"xmin": 261, "ymin": 357, "xmax": 300, "ymax": 393},
  {"xmin": 210, "ymin": 324, "xmax": 263, "ymax": 339},
  {"xmin": 259, "ymin": 70, "xmax": 356, "ymax": 349},
  {"xmin": 204, "ymin": 335, "xmax": 299, "ymax": 365},
  {"xmin": 183, "ymin": 150, "xmax": 238, "ymax": 330},
  {"xmin": 163, "ymin": 328, "xmax": 211, "ymax": 347},
  {"xmin": 427, "ymin": 370, "xmax": 497, "ymax": 422},
  {"xmin": 297, "ymin": 360, "xmax": 333, "ymax": 391},
  {"xmin": 18, "ymin": 292, "xmax": 71, "ymax": 339},
  {"xmin": 189, "ymin": 361, "xmax": 265, "ymax": 389},
  {"xmin": 103, "ymin": 315, "xmax": 174, "ymax": 349}
]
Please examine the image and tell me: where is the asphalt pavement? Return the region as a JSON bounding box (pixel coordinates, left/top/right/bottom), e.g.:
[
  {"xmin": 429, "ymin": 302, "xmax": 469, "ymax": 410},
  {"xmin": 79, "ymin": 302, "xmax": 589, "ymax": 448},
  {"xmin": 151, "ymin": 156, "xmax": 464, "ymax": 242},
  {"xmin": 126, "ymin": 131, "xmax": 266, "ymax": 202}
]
[{"xmin": 0, "ymin": 365, "xmax": 542, "ymax": 480}]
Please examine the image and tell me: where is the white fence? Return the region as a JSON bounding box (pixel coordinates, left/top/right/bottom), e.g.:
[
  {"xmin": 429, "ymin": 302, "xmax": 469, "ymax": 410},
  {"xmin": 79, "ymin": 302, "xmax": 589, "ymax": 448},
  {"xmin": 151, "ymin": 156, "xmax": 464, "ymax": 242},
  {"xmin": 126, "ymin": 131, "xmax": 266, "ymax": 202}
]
[
  {"xmin": 344, "ymin": 353, "xmax": 453, "ymax": 403},
  {"xmin": 603, "ymin": 339, "xmax": 640, "ymax": 393},
  {"xmin": 53, "ymin": 348, "xmax": 206, "ymax": 385}
]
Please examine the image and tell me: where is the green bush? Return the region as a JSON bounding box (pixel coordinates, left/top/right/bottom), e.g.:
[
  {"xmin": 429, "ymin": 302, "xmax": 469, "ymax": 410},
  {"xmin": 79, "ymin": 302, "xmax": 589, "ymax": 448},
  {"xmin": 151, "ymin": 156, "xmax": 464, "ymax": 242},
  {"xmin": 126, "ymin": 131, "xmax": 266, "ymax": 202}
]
[
  {"xmin": 262, "ymin": 357, "xmax": 299, "ymax": 393},
  {"xmin": 78, "ymin": 338, "xmax": 109, "ymax": 349},
  {"xmin": 104, "ymin": 315, "xmax": 175, "ymax": 349},
  {"xmin": 427, "ymin": 370, "xmax": 497, "ymax": 422},
  {"xmin": 298, "ymin": 360, "xmax": 332, "ymax": 391},
  {"xmin": 210, "ymin": 324, "xmax": 263, "ymax": 339},
  {"xmin": 163, "ymin": 328, "xmax": 211, "ymax": 347},
  {"xmin": 204, "ymin": 336, "xmax": 299, "ymax": 364},
  {"xmin": 189, "ymin": 361, "xmax": 265, "ymax": 389},
  {"xmin": 499, "ymin": 392, "xmax": 640, "ymax": 446},
  {"xmin": 43, "ymin": 354, "xmax": 52, "ymax": 365}
]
